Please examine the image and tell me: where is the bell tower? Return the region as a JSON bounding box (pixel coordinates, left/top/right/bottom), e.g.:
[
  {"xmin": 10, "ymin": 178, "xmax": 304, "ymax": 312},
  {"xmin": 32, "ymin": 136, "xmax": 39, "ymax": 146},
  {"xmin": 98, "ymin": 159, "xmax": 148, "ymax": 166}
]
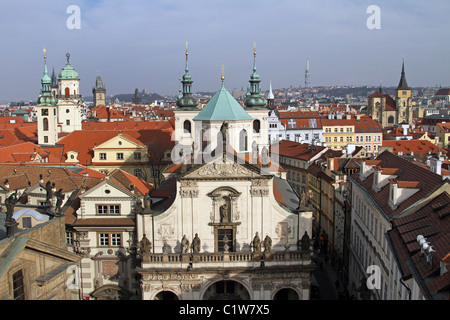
[
  {"xmin": 36, "ymin": 48, "xmax": 58, "ymax": 145},
  {"xmin": 395, "ymin": 60, "xmax": 413, "ymax": 125},
  {"xmin": 93, "ymin": 75, "xmax": 106, "ymax": 107}
]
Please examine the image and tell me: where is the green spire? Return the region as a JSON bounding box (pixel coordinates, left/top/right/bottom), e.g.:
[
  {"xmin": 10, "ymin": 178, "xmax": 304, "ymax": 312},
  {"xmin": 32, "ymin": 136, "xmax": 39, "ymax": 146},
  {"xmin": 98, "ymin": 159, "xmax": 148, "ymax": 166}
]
[
  {"xmin": 244, "ymin": 43, "xmax": 267, "ymax": 109},
  {"xmin": 176, "ymin": 42, "xmax": 198, "ymax": 109},
  {"xmin": 37, "ymin": 48, "xmax": 57, "ymax": 106}
]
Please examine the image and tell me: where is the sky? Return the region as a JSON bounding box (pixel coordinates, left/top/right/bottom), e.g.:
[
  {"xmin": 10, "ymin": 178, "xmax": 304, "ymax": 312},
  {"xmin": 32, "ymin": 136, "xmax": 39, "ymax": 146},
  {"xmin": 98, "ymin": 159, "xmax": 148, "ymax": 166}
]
[{"xmin": 0, "ymin": 0, "xmax": 449, "ymax": 101}]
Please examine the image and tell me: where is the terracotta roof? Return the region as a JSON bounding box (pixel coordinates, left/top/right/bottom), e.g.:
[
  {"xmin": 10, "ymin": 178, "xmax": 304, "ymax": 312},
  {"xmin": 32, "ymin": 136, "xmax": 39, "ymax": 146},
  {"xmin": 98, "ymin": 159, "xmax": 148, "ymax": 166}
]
[
  {"xmin": 275, "ymin": 140, "xmax": 327, "ymax": 161},
  {"xmin": 389, "ymin": 191, "xmax": 450, "ymax": 300},
  {"xmin": 351, "ymin": 151, "xmax": 445, "ymax": 219},
  {"xmin": 382, "ymin": 140, "xmax": 446, "ymax": 160}
]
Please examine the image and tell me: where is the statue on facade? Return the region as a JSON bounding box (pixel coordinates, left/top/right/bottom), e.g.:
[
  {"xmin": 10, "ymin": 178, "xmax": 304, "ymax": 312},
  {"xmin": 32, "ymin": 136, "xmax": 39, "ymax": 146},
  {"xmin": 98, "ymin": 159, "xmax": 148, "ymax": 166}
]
[
  {"xmin": 299, "ymin": 231, "xmax": 311, "ymax": 252},
  {"xmin": 223, "ymin": 234, "xmax": 229, "ymax": 253},
  {"xmin": 251, "ymin": 232, "xmax": 261, "ymax": 253},
  {"xmin": 191, "ymin": 233, "xmax": 201, "ymax": 254},
  {"xmin": 139, "ymin": 234, "xmax": 152, "ymax": 255},
  {"xmin": 263, "ymin": 235, "xmax": 272, "ymax": 253},
  {"xmin": 181, "ymin": 235, "xmax": 190, "ymax": 254},
  {"xmin": 142, "ymin": 191, "xmax": 151, "ymax": 213},
  {"xmin": 261, "ymin": 147, "xmax": 269, "ymax": 167},
  {"xmin": 219, "ymin": 203, "xmax": 229, "ymax": 223}
]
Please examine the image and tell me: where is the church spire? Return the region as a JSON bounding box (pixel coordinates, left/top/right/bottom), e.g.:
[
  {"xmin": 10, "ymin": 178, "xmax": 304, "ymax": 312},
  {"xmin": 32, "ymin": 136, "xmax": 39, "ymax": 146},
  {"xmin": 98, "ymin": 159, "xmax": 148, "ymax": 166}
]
[
  {"xmin": 176, "ymin": 42, "xmax": 198, "ymax": 109},
  {"xmin": 244, "ymin": 43, "xmax": 267, "ymax": 109},
  {"xmin": 397, "ymin": 59, "xmax": 410, "ymax": 90},
  {"xmin": 37, "ymin": 48, "xmax": 56, "ymax": 106}
]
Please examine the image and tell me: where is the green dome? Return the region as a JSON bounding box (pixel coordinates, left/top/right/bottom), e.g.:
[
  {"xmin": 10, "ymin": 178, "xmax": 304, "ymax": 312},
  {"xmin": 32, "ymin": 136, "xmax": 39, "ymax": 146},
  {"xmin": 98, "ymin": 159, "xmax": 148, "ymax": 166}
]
[
  {"xmin": 58, "ymin": 53, "xmax": 79, "ymax": 80},
  {"xmin": 58, "ymin": 63, "xmax": 79, "ymax": 80}
]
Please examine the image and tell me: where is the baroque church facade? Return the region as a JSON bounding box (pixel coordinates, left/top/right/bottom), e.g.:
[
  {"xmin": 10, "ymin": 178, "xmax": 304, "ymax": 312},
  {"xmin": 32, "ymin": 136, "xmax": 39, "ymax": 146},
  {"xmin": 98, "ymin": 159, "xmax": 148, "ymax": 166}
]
[
  {"xmin": 136, "ymin": 47, "xmax": 315, "ymax": 300},
  {"xmin": 368, "ymin": 61, "xmax": 413, "ymax": 128}
]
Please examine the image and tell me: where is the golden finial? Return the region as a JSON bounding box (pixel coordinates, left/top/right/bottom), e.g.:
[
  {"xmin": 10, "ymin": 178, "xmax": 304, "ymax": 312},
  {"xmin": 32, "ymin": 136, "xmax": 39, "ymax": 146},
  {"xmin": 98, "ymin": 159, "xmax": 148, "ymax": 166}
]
[
  {"xmin": 43, "ymin": 47, "xmax": 47, "ymax": 60},
  {"xmin": 221, "ymin": 64, "xmax": 225, "ymax": 81},
  {"xmin": 185, "ymin": 41, "xmax": 188, "ymax": 56},
  {"xmin": 253, "ymin": 41, "xmax": 256, "ymax": 56}
]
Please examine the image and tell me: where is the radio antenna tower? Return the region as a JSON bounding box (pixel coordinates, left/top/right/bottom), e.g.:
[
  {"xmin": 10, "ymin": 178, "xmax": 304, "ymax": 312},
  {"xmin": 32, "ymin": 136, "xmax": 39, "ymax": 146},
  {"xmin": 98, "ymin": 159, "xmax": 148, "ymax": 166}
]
[{"xmin": 304, "ymin": 58, "xmax": 311, "ymax": 88}]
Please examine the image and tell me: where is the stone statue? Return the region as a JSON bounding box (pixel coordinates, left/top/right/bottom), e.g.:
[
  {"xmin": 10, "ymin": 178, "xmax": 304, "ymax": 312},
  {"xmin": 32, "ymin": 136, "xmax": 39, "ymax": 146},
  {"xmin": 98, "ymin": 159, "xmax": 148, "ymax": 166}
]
[
  {"xmin": 143, "ymin": 191, "xmax": 151, "ymax": 213},
  {"xmin": 5, "ymin": 192, "xmax": 18, "ymax": 223},
  {"xmin": 54, "ymin": 188, "xmax": 65, "ymax": 215},
  {"xmin": 192, "ymin": 233, "xmax": 201, "ymax": 254},
  {"xmin": 45, "ymin": 180, "xmax": 53, "ymax": 206},
  {"xmin": 251, "ymin": 232, "xmax": 261, "ymax": 253},
  {"xmin": 223, "ymin": 234, "xmax": 229, "ymax": 253},
  {"xmin": 261, "ymin": 146, "xmax": 269, "ymax": 167},
  {"xmin": 139, "ymin": 234, "xmax": 152, "ymax": 255},
  {"xmin": 219, "ymin": 203, "xmax": 229, "ymax": 223},
  {"xmin": 263, "ymin": 235, "xmax": 272, "ymax": 253},
  {"xmin": 300, "ymin": 231, "xmax": 311, "ymax": 252},
  {"xmin": 299, "ymin": 189, "xmax": 310, "ymax": 209},
  {"xmin": 181, "ymin": 235, "xmax": 190, "ymax": 254}
]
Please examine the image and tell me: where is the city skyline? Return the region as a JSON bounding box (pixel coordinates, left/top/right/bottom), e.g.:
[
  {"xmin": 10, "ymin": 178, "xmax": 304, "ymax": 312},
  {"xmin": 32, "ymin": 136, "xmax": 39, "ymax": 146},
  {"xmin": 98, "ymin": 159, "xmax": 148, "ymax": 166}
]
[{"xmin": 1, "ymin": 0, "xmax": 449, "ymax": 101}]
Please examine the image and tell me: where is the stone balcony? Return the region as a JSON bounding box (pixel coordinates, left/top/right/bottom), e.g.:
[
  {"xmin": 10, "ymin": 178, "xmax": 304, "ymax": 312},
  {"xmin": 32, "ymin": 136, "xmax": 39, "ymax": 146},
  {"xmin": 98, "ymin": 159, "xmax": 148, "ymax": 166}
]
[{"xmin": 140, "ymin": 250, "xmax": 312, "ymax": 270}]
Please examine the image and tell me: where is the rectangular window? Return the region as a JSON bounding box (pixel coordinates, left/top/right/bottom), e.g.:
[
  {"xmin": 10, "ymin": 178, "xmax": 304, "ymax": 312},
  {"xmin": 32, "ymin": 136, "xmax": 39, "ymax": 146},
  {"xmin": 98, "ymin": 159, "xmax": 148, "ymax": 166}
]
[
  {"xmin": 22, "ymin": 217, "xmax": 32, "ymax": 228},
  {"xmin": 98, "ymin": 233, "xmax": 122, "ymax": 247},
  {"xmin": 99, "ymin": 153, "xmax": 107, "ymax": 160},
  {"xmin": 12, "ymin": 270, "xmax": 25, "ymax": 300},
  {"xmin": 110, "ymin": 233, "xmax": 121, "ymax": 246},
  {"xmin": 66, "ymin": 119, "xmax": 70, "ymax": 125},
  {"xmin": 217, "ymin": 228, "xmax": 234, "ymax": 252},
  {"xmin": 97, "ymin": 205, "xmax": 108, "ymax": 215},
  {"xmin": 44, "ymin": 136, "xmax": 48, "ymax": 143},
  {"xmin": 134, "ymin": 169, "xmax": 143, "ymax": 178},
  {"xmin": 152, "ymin": 169, "xmax": 159, "ymax": 178},
  {"xmin": 134, "ymin": 152, "xmax": 141, "ymax": 160},
  {"xmin": 66, "ymin": 231, "xmax": 73, "ymax": 245},
  {"xmin": 98, "ymin": 233, "xmax": 109, "ymax": 246},
  {"xmin": 117, "ymin": 153, "xmax": 124, "ymax": 160},
  {"xmin": 109, "ymin": 205, "xmax": 120, "ymax": 215}
]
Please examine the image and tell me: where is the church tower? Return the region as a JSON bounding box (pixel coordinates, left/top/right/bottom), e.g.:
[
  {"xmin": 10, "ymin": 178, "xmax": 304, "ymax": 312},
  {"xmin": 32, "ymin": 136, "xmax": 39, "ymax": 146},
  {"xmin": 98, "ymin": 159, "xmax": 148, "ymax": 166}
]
[
  {"xmin": 267, "ymin": 80, "xmax": 275, "ymax": 109},
  {"xmin": 395, "ymin": 60, "xmax": 413, "ymax": 125},
  {"xmin": 57, "ymin": 53, "xmax": 83, "ymax": 134},
  {"xmin": 173, "ymin": 42, "xmax": 200, "ymax": 150},
  {"xmin": 243, "ymin": 44, "xmax": 269, "ymax": 156},
  {"xmin": 92, "ymin": 75, "xmax": 106, "ymax": 107},
  {"xmin": 36, "ymin": 49, "xmax": 58, "ymax": 145}
]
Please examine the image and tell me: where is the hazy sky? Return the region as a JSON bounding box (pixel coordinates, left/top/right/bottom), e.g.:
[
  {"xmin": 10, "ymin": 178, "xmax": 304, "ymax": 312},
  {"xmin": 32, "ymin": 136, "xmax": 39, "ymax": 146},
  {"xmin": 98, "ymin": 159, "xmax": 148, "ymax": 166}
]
[{"xmin": 1, "ymin": 0, "xmax": 449, "ymax": 101}]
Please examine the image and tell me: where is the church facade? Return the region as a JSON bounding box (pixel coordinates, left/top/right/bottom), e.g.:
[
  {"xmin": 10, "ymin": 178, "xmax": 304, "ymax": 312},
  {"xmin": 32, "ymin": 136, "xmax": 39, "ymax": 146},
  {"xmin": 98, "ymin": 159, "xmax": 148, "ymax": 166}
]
[
  {"xmin": 136, "ymin": 47, "xmax": 315, "ymax": 300},
  {"xmin": 368, "ymin": 61, "xmax": 413, "ymax": 128}
]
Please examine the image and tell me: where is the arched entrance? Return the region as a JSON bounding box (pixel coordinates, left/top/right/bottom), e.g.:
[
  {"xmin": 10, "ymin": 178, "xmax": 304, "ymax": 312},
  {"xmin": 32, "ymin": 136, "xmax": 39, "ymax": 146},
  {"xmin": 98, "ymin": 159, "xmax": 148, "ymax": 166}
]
[
  {"xmin": 90, "ymin": 284, "xmax": 132, "ymax": 300},
  {"xmin": 203, "ymin": 280, "xmax": 251, "ymax": 300},
  {"xmin": 154, "ymin": 291, "xmax": 179, "ymax": 300},
  {"xmin": 273, "ymin": 288, "xmax": 299, "ymax": 300}
]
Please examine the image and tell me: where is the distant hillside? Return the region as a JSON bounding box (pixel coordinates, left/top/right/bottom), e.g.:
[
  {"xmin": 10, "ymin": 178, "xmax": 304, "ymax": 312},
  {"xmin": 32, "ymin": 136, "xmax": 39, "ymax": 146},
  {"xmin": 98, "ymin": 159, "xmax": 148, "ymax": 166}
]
[{"xmin": 112, "ymin": 92, "xmax": 166, "ymax": 103}]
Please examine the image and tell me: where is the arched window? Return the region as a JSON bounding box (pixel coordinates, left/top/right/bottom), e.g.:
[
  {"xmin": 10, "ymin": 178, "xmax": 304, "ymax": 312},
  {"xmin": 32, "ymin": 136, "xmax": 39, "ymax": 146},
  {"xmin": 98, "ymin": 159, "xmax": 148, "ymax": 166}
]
[
  {"xmin": 239, "ymin": 129, "xmax": 248, "ymax": 152},
  {"xmin": 65, "ymin": 87, "xmax": 70, "ymax": 97},
  {"xmin": 388, "ymin": 116, "xmax": 394, "ymax": 124},
  {"xmin": 183, "ymin": 120, "xmax": 191, "ymax": 134},
  {"xmin": 253, "ymin": 119, "xmax": 260, "ymax": 133},
  {"xmin": 43, "ymin": 118, "xmax": 49, "ymax": 131}
]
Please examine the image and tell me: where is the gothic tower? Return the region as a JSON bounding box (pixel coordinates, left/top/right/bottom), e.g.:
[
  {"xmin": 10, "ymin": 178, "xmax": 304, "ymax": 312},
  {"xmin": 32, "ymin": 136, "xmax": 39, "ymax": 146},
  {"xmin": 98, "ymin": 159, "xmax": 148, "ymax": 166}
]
[
  {"xmin": 395, "ymin": 60, "xmax": 413, "ymax": 125},
  {"xmin": 92, "ymin": 75, "xmax": 106, "ymax": 107}
]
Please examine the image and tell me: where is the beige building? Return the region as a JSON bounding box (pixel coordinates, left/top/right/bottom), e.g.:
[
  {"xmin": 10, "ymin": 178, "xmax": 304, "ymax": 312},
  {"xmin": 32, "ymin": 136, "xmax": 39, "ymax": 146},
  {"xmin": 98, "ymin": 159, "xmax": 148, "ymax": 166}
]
[{"xmin": 0, "ymin": 216, "xmax": 81, "ymax": 300}]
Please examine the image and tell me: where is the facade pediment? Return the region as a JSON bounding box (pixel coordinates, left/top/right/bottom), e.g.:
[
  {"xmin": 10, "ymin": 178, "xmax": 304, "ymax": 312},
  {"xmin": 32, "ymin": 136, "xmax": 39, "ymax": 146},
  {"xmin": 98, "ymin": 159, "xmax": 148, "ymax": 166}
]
[{"xmin": 181, "ymin": 162, "xmax": 266, "ymax": 180}]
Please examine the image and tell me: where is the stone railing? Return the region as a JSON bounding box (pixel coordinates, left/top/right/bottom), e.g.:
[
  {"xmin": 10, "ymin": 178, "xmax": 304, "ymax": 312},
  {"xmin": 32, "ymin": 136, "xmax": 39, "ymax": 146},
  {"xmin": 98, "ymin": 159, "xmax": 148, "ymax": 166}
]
[{"xmin": 140, "ymin": 250, "xmax": 312, "ymax": 269}]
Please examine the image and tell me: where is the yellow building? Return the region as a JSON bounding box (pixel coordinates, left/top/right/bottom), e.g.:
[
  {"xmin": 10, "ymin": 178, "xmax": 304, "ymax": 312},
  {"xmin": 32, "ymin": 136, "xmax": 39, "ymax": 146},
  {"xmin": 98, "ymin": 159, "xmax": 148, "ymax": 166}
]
[
  {"xmin": 322, "ymin": 118, "xmax": 355, "ymax": 151},
  {"xmin": 435, "ymin": 122, "xmax": 450, "ymax": 148}
]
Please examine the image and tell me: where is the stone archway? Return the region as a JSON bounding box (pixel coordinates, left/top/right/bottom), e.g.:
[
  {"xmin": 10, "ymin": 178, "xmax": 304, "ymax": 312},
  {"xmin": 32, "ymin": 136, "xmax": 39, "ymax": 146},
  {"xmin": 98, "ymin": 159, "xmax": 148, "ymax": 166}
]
[
  {"xmin": 202, "ymin": 280, "xmax": 251, "ymax": 300},
  {"xmin": 273, "ymin": 288, "xmax": 299, "ymax": 300},
  {"xmin": 90, "ymin": 284, "xmax": 132, "ymax": 300},
  {"xmin": 154, "ymin": 291, "xmax": 179, "ymax": 300}
]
